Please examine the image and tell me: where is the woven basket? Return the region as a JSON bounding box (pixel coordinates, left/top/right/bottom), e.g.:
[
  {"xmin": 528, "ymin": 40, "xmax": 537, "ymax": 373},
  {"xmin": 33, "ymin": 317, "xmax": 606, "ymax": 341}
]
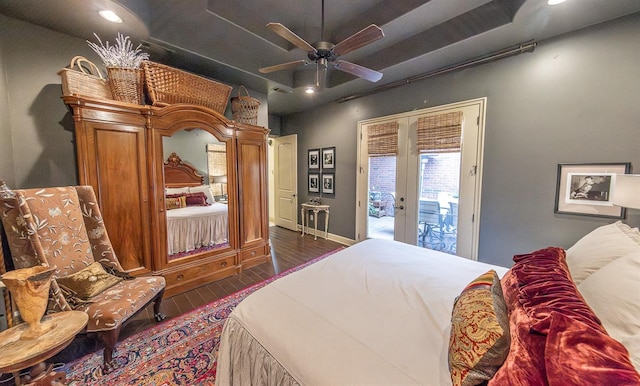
[
  {"xmin": 142, "ymin": 61, "xmax": 232, "ymax": 113},
  {"xmin": 107, "ymin": 67, "xmax": 145, "ymax": 105},
  {"xmin": 231, "ymin": 86, "xmax": 260, "ymax": 125},
  {"xmin": 58, "ymin": 56, "xmax": 111, "ymax": 100}
]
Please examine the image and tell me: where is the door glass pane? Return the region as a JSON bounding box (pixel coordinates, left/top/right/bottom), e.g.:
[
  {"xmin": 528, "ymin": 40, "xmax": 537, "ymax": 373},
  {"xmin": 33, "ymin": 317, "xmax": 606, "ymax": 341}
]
[
  {"xmin": 417, "ymin": 152, "xmax": 460, "ymax": 254},
  {"xmin": 367, "ymin": 155, "xmax": 396, "ymax": 239}
]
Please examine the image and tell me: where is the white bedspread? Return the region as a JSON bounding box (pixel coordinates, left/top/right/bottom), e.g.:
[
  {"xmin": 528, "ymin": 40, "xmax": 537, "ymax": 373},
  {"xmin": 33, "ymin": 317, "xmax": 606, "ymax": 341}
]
[
  {"xmin": 217, "ymin": 238, "xmax": 508, "ymax": 385},
  {"xmin": 166, "ymin": 203, "xmax": 228, "ymax": 255}
]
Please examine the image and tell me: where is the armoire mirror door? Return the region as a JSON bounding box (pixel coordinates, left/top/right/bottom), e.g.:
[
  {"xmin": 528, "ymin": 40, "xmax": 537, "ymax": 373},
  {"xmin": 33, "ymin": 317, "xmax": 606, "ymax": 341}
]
[{"xmin": 161, "ymin": 128, "xmax": 232, "ymax": 263}]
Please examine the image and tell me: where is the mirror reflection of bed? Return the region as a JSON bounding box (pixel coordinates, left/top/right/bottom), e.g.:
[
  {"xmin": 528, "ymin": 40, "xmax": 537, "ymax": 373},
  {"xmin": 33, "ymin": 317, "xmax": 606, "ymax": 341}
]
[{"xmin": 163, "ymin": 129, "xmax": 229, "ymax": 261}]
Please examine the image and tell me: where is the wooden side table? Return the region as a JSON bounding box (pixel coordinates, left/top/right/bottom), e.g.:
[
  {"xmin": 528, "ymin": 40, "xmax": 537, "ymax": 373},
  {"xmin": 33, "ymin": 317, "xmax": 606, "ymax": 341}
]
[
  {"xmin": 0, "ymin": 311, "xmax": 88, "ymax": 385},
  {"xmin": 301, "ymin": 203, "xmax": 330, "ymax": 240}
]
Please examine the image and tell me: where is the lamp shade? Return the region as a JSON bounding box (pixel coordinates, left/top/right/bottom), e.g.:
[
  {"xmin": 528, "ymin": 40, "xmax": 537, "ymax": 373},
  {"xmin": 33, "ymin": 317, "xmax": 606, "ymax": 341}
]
[
  {"xmin": 612, "ymin": 174, "xmax": 640, "ymax": 209},
  {"xmin": 213, "ymin": 175, "xmax": 227, "ymax": 184}
]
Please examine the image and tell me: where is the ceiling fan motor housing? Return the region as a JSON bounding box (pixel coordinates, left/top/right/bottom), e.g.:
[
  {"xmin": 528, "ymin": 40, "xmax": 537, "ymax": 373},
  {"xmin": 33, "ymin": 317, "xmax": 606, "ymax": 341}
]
[{"xmin": 310, "ymin": 41, "xmax": 337, "ymax": 62}]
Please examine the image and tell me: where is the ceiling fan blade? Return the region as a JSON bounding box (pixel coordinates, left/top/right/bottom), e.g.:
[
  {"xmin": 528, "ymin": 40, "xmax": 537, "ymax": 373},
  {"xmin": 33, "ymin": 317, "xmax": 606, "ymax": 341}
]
[
  {"xmin": 332, "ymin": 24, "xmax": 384, "ymax": 57},
  {"xmin": 334, "ymin": 60, "xmax": 383, "ymax": 82},
  {"xmin": 259, "ymin": 60, "xmax": 310, "ymax": 74},
  {"xmin": 267, "ymin": 23, "xmax": 317, "ymax": 53}
]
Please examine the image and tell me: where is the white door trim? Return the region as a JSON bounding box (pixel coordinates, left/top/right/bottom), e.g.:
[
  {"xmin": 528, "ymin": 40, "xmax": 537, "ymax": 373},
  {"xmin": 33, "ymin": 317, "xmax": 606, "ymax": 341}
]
[{"xmin": 356, "ymin": 98, "xmax": 486, "ymax": 260}]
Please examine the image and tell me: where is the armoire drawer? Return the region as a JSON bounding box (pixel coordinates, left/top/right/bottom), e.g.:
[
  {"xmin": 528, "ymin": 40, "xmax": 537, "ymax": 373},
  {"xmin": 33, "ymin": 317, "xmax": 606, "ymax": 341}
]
[
  {"xmin": 164, "ymin": 255, "xmax": 236, "ymax": 286},
  {"xmin": 240, "ymin": 244, "xmax": 270, "ymax": 270},
  {"xmin": 241, "ymin": 245, "xmax": 266, "ymax": 262}
]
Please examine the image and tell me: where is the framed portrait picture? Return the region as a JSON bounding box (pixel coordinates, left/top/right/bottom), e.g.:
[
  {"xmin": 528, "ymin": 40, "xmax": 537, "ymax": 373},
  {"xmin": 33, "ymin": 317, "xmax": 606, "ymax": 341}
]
[
  {"xmin": 308, "ymin": 173, "xmax": 320, "ymax": 193},
  {"xmin": 321, "ymin": 173, "xmax": 335, "ymax": 195},
  {"xmin": 322, "ymin": 147, "xmax": 335, "ymax": 170},
  {"xmin": 554, "ymin": 162, "xmax": 630, "ymax": 219},
  {"xmin": 308, "ymin": 149, "xmax": 320, "ymax": 170}
]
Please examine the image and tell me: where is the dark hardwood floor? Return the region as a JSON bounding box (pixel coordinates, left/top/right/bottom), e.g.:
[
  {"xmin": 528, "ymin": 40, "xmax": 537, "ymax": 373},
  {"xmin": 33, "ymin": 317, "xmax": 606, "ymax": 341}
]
[{"xmin": 55, "ymin": 226, "xmax": 344, "ymax": 363}]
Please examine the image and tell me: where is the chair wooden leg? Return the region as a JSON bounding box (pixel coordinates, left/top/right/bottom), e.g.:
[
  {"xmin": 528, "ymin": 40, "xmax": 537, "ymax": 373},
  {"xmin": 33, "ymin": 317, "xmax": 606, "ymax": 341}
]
[
  {"xmin": 153, "ymin": 289, "xmax": 167, "ymax": 322},
  {"xmin": 96, "ymin": 328, "xmax": 121, "ymax": 373}
]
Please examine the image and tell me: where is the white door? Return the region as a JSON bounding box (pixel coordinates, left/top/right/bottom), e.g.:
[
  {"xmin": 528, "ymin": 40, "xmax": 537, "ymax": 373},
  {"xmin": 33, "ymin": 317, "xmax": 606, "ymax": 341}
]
[
  {"xmin": 273, "ymin": 134, "xmax": 298, "ymax": 231},
  {"xmin": 356, "ymin": 98, "xmax": 486, "ymax": 260}
]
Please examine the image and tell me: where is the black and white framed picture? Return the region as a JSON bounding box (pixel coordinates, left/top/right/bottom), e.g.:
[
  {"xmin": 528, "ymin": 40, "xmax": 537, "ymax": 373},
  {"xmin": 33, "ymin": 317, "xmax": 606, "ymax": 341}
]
[
  {"xmin": 321, "ymin": 173, "xmax": 335, "ymax": 195},
  {"xmin": 554, "ymin": 162, "xmax": 630, "ymax": 219},
  {"xmin": 308, "ymin": 149, "xmax": 320, "ymax": 170},
  {"xmin": 322, "ymin": 147, "xmax": 335, "ymax": 170},
  {"xmin": 308, "ymin": 173, "xmax": 320, "ymax": 193}
]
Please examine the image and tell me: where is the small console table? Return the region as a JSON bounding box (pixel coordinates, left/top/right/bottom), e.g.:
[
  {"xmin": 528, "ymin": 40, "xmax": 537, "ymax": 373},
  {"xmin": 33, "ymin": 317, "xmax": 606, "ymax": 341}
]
[
  {"xmin": 301, "ymin": 203, "xmax": 330, "ymax": 240},
  {"xmin": 0, "ymin": 311, "xmax": 88, "ymax": 385}
]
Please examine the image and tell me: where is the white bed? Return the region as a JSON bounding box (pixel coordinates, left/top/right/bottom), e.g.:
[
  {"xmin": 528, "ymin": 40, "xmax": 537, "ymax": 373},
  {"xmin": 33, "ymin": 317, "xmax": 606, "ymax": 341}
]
[
  {"xmin": 217, "ymin": 238, "xmax": 508, "ymax": 385},
  {"xmin": 216, "ymin": 222, "xmax": 640, "ymax": 385},
  {"xmin": 166, "ymin": 203, "xmax": 228, "ymax": 256}
]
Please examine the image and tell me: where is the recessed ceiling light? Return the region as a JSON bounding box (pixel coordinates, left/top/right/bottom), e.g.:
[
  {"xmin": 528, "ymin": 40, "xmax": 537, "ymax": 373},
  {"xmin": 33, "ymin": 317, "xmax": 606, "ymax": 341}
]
[
  {"xmin": 99, "ymin": 10, "xmax": 123, "ymax": 23},
  {"xmin": 305, "ymin": 87, "xmax": 315, "ymax": 94},
  {"xmin": 547, "ymin": 0, "xmax": 567, "ymax": 5}
]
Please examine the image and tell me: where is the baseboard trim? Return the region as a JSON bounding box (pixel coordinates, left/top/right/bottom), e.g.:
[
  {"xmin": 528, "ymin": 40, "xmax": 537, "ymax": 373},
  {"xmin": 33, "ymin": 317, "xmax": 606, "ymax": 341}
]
[{"xmin": 295, "ymin": 224, "xmax": 356, "ymax": 246}]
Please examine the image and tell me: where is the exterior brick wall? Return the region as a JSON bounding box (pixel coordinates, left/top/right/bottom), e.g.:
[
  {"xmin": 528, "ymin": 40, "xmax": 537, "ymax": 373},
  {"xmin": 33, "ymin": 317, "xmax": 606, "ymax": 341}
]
[
  {"xmin": 368, "ymin": 153, "xmax": 461, "ymax": 199},
  {"xmin": 420, "ymin": 153, "xmax": 460, "ymax": 199}
]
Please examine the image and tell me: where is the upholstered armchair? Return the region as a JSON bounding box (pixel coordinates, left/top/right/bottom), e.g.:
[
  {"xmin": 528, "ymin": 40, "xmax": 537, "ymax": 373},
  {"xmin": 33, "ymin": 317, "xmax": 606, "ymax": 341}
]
[{"xmin": 0, "ymin": 181, "xmax": 166, "ymax": 371}]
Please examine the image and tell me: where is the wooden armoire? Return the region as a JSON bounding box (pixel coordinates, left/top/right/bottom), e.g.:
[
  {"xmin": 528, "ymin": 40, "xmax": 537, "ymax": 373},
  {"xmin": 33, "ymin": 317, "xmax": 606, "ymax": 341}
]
[{"xmin": 62, "ymin": 95, "xmax": 270, "ymax": 296}]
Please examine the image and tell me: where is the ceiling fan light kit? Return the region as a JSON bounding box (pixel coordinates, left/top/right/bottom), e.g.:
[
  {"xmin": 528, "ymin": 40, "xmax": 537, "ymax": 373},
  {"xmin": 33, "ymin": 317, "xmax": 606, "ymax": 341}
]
[{"xmin": 260, "ymin": 1, "xmax": 385, "ymax": 88}]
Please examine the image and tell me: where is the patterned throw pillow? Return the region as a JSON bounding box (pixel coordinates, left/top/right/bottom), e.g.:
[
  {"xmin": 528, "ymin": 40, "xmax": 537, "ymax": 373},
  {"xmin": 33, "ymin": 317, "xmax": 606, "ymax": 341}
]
[
  {"xmin": 165, "ymin": 195, "xmax": 186, "ymax": 210},
  {"xmin": 449, "ymin": 270, "xmax": 510, "ymax": 386},
  {"xmin": 57, "ymin": 262, "xmax": 123, "ymax": 299}
]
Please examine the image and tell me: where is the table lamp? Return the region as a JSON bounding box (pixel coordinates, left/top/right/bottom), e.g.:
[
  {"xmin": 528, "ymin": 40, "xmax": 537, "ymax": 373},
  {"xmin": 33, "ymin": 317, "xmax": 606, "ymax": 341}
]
[
  {"xmin": 612, "ymin": 174, "xmax": 640, "ymax": 209},
  {"xmin": 213, "ymin": 175, "xmax": 227, "ymax": 199}
]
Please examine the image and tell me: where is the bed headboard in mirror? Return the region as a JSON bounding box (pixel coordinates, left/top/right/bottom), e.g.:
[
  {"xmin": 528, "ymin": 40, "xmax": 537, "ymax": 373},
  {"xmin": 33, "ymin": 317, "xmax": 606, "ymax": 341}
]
[{"xmin": 164, "ymin": 152, "xmax": 205, "ymax": 187}]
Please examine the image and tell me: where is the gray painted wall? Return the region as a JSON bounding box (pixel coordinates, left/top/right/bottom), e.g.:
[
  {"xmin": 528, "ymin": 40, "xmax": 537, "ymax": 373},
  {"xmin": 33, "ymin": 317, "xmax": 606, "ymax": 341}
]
[
  {"xmin": 0, "ymin": 14, "xmax": 267, "ymax": 189},
  {"xmin": 283, "ymin": 13, "xmax": 640, "ymax": 267}
]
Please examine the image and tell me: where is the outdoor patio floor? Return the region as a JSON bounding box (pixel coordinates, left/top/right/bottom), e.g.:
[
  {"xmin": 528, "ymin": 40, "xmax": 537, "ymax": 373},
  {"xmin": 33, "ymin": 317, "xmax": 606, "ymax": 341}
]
[{"xmin": 367, "ymin": 215, "xmax": 457, "ymax": 254}]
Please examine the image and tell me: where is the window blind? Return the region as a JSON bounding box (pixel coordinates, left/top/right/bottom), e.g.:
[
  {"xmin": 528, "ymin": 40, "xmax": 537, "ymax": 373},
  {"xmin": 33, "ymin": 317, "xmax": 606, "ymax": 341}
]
[
  {"xmin": 367, "ymin": 122, "xmax": 399, "ymax": 157},
  {"xmin": 416, "ymin": 111, "xmax": 463, "ymax": 153},
  {"xmin": 207, "ymin": 143, "xmax": 227, "ymax": 186}
]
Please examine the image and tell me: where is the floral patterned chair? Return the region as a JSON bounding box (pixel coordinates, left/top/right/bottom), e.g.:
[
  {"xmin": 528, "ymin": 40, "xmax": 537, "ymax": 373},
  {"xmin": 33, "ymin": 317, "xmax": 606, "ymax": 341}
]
[{"xmin": 0, "ymin": 180, "xmax": 166, "ymax": 371}]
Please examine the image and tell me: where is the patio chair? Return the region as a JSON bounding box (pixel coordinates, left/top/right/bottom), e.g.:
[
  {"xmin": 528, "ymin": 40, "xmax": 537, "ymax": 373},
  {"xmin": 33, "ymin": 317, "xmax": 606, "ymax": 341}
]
[
  {"xmin": 418, "ymin": 199, "xmax": 445, "ymax": 249},
  {"xmin": 0, "ymin": 180, "xmax": 166, "ymax": 372}
]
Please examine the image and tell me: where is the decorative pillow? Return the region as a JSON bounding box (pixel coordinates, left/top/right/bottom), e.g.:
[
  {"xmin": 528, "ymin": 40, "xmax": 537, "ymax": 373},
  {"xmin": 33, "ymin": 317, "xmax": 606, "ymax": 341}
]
[
  {"xmin": 189, "ymin": 185, "xmax": 215, "ymax": 204},
  {"xmin": 512, "ymin": 247, "xmax": 603, "ymax": 335},
  {"xmin": 165, "ymin": 195, "xmax": 187, "ymax": 210},
  {"xmin": 185, "ymin": 192, "xmax": 210, "ymax": 206},
  {"xmin": 487, "ymin": 302, "xmax": 548, "ymax": 386},
  {"xmin": 165, "ymin": 187, "xmax": 190, "ymax": 196},
  {"xmin": 449, "ymin": 270, "xmax": 510, "ymax": 386},
  {"xmin": 545, "ymin": 312, "xmax": 640, "ymax": 386},
  {"xmin": 578, "ymin": 252, "xmax": 640, "ymax": 372},
  {"xmin": 56, "ymin": 262, "xmax": 123, "ymax": 300},
  {"xmin": 499, "ymin": 269, "xmax": 518, "ymax": 313},
  {"xmin": 566, "ymin": 221, "xmax": 640, "ymax": 285}
]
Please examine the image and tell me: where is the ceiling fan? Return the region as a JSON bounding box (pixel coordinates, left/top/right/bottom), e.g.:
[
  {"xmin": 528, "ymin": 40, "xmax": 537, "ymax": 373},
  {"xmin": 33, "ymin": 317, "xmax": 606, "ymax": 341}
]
[{"xmin": 259, "ymin": 0, "xmax": 384, "ymax": 85}]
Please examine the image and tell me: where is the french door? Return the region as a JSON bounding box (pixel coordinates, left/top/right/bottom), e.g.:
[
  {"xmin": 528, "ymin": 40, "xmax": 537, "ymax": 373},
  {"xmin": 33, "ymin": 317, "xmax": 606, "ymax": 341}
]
[{"xmin": 355, "ymin": 98, "xmax": 486, "ymax": 260}]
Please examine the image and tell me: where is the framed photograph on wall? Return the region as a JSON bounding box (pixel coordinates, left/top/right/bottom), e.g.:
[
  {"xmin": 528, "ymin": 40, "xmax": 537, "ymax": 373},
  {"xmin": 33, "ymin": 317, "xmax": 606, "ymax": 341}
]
[
  {"xmin": 554, "ymin": 162, "xmax": 630, "ymax": 219},
  {"xmin": 308, "ymin": 149, "xmax": 320, "ymax": 170},
  {"xmin": 322, "ymin": 147, "xmax": 335, "ymax": 170},
  {"xmin": 308, "ymin": 173, "xmax": 320, "ymax": 193},
  {"xmin": 321, "ymin": 173, "xmax": 335, "ymax": 195}
]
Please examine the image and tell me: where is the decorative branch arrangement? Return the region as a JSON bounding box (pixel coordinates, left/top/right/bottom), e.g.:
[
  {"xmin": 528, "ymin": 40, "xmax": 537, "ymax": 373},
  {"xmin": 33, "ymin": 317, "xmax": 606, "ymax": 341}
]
[{"xmin": 87, "ymin": 33, "xmax": 149, "ymax": 68}]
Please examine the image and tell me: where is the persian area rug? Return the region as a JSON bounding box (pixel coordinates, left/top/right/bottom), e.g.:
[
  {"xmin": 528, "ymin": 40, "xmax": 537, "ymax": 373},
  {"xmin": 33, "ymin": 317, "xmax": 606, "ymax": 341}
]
[{"xmin": 62, "ymin": 247, "xmax": 344, "ymax": 385}]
